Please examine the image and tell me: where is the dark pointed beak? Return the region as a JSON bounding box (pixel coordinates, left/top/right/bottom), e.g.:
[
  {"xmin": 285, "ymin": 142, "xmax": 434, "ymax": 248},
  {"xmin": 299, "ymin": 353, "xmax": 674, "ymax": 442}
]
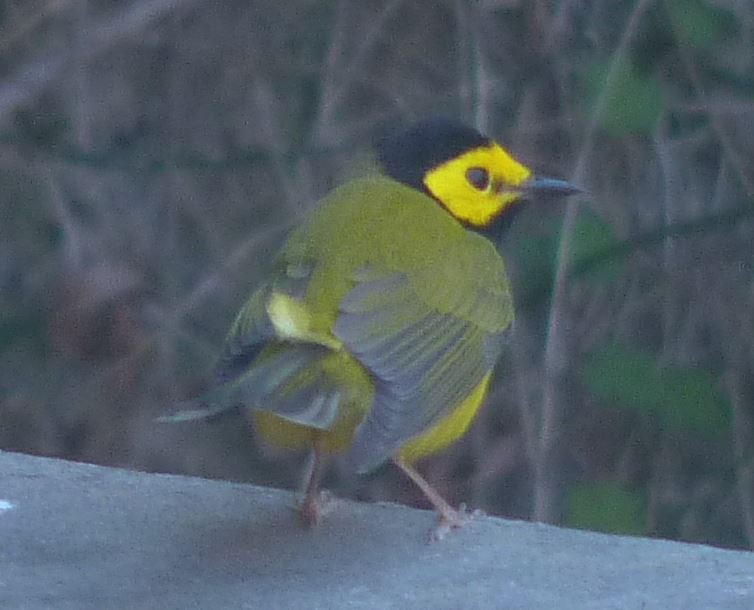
[{"xmin": 521, "ymin": 176, "xmax": 581, "ymax": 198}]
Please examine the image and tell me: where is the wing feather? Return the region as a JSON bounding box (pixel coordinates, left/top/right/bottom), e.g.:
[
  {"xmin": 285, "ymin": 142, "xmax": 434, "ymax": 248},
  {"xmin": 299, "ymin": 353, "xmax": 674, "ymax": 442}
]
[{"xmin": 335, "ymin": 268, "xmax": 510, "ymax": 473}]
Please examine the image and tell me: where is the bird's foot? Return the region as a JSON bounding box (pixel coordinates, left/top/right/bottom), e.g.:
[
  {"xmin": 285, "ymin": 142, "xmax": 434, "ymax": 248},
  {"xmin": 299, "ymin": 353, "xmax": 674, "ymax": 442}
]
[
  {"xmin": 298, "ymin": 489, "xmax": 337, "ymax": 527},
  {"xmin": 431, "ymin": 503, "xmax": 483, "ymax": 542}
]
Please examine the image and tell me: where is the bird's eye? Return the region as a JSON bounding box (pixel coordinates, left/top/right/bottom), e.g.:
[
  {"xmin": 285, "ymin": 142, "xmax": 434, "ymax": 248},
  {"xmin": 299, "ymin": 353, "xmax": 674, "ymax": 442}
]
[{"xmin": 465, "ymin": 167, "xmax": 490, "ymax": 191}]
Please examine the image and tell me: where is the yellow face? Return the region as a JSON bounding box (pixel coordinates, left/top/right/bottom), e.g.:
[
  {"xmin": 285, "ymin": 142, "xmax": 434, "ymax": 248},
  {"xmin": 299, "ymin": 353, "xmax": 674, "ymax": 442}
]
[{"xmin": 422, "ymin": 143, "xmax": 533, "ymax": 228}]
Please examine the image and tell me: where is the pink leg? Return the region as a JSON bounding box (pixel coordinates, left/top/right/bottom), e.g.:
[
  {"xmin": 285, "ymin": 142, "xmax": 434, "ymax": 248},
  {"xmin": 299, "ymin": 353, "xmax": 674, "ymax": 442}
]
[{"xmin": 393, "ymin": 457, "xmax": 471, "ymax": 540}]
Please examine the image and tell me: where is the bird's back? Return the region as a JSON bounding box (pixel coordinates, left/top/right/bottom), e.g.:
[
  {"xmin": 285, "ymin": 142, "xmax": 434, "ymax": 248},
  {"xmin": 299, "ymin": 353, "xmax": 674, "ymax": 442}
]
[{"xmin": 281, "ymin": 175, "xmax": 512, "ymax": 337}]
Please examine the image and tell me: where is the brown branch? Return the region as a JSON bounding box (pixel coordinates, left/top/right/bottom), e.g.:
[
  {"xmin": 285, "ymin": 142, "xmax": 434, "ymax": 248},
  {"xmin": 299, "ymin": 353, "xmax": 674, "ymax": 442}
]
[
  {"xmin": 534, "ymin": 0, "xmax": 655, "ymax": 523},
  {"xmin": 0, "ymin": 0, "xmax": 205, "ymax": 122}
]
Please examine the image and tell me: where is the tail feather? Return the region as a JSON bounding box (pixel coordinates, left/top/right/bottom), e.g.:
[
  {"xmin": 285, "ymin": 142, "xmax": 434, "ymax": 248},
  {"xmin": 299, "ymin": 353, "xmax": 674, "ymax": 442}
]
[
  {"xmin": 156, "ymin": 343, "xmax": 343, "ymax": 428},
  {"xmin": 156, "ymin": 398, "xmax": 242, "ymax": 424}
]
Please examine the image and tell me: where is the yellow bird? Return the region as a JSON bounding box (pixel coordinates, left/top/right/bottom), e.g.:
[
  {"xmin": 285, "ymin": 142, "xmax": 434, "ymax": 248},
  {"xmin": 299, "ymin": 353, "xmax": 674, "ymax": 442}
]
[{"xmin": 162, "ymin": 118, "xmax": 578, "ymax": 534}]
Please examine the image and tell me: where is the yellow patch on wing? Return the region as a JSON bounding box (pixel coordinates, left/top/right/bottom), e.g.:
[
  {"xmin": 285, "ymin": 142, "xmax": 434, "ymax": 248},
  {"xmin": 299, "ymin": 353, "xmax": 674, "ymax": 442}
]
[{"xmin": 266, "ymin": 292, "xmax": 342, "ymax": 350}]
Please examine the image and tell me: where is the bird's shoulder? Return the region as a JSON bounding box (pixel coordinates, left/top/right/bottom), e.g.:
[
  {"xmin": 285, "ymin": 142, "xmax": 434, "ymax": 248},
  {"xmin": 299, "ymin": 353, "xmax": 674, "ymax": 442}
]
[
  {"xmin": 272, "ymin": 175, "xmax": 512, "ymax": 332},
  {"xmin": 283, "ymin": 175, "xmax": 462, "ymax": 259}
]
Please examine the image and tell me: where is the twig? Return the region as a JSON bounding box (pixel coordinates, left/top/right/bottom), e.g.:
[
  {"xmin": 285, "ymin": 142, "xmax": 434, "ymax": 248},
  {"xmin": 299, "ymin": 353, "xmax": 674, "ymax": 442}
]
[
  {"xmin": 312, "ymin": 0, "xmax": 403, "ymax": 141},
  {"xmin": 0, "ymin": 0, "xmax": 205, "ymax": 122},
  {"xmin": 534, "ymin": 0, "xmax": 655, "ymax": 523},
  {"xmin": 664, "ymin": 0, "xmax": 754, "ymax": 198}
]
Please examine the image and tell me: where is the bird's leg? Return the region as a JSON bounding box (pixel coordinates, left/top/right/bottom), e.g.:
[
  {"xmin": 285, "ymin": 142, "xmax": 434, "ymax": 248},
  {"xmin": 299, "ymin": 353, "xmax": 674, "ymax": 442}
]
[
  {"xmin": 299, "ymin": 439, "xmax": 331, "ymax": 527},
  {"xmin": 393, "ymin": 457, "xmax": 471, "ymax": 540}
]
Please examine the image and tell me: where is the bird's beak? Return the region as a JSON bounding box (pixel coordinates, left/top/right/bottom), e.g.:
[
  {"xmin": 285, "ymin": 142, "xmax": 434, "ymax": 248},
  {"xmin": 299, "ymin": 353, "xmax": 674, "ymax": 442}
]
[{"xmin": 521, "ymin": 176, "xmax": 581, "ymax": 198}]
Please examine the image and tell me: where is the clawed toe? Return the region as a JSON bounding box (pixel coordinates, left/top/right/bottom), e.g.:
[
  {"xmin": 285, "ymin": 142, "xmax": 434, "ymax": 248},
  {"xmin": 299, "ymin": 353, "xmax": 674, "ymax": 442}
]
[
  {"xmin": 299, "ymin": 490, "xmax": 336, "ymax": 527},
  {"xmin": 430, "ymin": 503, "xmax": 480, "ymax": 542}
]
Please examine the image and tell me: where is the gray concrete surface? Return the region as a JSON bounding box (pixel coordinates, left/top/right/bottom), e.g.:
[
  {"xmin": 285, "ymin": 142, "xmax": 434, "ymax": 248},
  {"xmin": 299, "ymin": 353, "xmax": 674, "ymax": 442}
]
[{"xmin": 1, "ymin": 450, "xmax": 753, "ymax": 610}]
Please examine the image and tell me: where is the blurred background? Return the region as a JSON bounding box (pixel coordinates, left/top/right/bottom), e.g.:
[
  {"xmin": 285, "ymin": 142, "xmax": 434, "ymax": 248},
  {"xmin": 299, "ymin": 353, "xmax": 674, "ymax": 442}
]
[{"xmin": 2, "ymin": 0, "xmax": 753, "ymax": 550}]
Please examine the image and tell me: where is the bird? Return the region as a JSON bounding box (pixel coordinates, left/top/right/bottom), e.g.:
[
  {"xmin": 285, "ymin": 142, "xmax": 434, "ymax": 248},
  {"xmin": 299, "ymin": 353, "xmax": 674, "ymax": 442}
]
[{"xmin": 160, "ymin": 117, "xmax": 579, "ymax": 536}]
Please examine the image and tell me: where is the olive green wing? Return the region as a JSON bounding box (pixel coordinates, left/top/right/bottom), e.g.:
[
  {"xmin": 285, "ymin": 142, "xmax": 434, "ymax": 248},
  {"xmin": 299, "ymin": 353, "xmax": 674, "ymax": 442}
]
[
  {"xmin": 336, "ymin": 246, "xmax": 513, "ymax": 473},
  {"xmin": 160, "ymin": 261, "xmax": 345, "ymax": 430}
]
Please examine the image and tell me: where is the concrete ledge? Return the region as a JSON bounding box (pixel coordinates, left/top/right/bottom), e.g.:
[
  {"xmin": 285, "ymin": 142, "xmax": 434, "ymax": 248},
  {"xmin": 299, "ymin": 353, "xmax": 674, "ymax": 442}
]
[{"xmin": 1, "ymin": 450, "xmax": 753, "ymax": 609}]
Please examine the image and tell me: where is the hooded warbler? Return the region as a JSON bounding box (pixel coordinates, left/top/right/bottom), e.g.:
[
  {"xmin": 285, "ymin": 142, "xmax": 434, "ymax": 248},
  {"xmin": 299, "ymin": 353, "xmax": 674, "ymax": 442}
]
[{"xmin": 161, "ymin": 118, "xmax": 578, "ymax": 534}]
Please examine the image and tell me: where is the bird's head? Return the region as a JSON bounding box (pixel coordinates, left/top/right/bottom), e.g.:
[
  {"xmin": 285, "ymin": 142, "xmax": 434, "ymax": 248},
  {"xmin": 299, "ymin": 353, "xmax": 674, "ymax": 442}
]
[{"xmin": 375, "ymin": 117, "xmax": 579, "ymax": 229}]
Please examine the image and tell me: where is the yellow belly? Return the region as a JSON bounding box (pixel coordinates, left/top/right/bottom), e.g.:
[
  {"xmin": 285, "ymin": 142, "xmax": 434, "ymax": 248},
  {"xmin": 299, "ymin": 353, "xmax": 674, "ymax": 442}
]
[
  {"xmin": 397, "ymin": 372, "xmax": 491, "ymax": 463},
  {"xmin": 253, "ymin": 372, "xmax": 492, "ymax": 464}
]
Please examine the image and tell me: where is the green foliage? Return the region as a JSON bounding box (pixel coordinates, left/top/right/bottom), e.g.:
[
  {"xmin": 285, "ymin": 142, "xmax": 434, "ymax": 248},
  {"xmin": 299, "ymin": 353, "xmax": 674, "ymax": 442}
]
[
  {"xmin": 567, "ymin": 481, "xmax": 646, "ymax": 535},
  {"xmin": 585, "ymin": 59, "xmax": 664, "ymax": 136},
  {"xmin": 570, "ymin": 211, "xmax": 625, "ymax": 284},
  {"xmin": 581, "ymin": 342, "xmax": 731, "ymax": 436},
  {"xmin": 0, "ymin": 312, "xmax": 47, "ymax": 355},
  {"xmin": 666, "ymin": 0, "xmax": 737, "ymax": 49},
  {"xmin": 514, "ymin": 209, "xmax": 624, "ymax": 308}
]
